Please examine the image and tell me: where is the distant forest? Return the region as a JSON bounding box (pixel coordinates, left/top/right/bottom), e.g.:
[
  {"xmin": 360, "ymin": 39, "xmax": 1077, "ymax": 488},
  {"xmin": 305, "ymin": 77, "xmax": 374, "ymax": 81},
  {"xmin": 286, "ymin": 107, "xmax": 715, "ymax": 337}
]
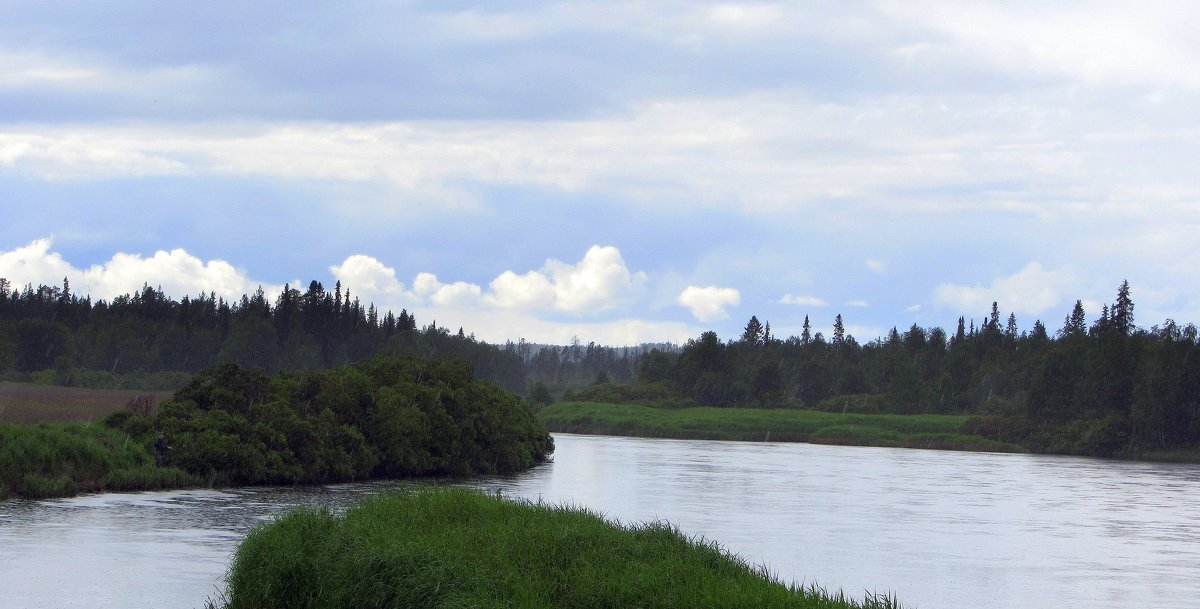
[
  {"xmin": 2, "ymin": 277, "xmax": 1198, "ymax": 453},
  {"xmin": 0, "ymin": 277, "xmax": 645, "ymax": 394}
]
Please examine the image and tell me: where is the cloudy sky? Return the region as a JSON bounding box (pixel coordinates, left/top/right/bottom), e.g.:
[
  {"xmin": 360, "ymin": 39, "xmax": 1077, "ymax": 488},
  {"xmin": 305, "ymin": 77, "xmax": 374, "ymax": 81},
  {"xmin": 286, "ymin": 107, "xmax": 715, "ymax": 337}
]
[{"xmin": 2, "ymin": 1, "xmax": 1198, "ymax": 345}]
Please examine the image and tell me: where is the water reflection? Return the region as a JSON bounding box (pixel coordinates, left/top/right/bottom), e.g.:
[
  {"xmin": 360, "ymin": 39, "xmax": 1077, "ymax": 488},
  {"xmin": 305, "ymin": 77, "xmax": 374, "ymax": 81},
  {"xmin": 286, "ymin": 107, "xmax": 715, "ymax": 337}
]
[{"xmin": 2, "ymin": 434, "xmax": 1198, "ymax": 609}]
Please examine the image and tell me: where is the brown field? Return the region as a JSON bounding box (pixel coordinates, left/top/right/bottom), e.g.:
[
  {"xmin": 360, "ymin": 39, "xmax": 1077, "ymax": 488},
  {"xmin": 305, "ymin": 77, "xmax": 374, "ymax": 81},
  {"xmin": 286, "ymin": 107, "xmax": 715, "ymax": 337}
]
[{"xmin": 0, "ymin": 382, "xmax": 172, "ymax": 424}]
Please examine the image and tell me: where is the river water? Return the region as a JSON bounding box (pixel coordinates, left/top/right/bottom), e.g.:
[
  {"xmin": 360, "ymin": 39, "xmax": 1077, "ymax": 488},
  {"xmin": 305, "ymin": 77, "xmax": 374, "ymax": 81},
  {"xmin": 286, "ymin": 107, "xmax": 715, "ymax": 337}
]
[{"xmin": 2, "ymin": 433, "xmax": 1198, "ymax": 609}]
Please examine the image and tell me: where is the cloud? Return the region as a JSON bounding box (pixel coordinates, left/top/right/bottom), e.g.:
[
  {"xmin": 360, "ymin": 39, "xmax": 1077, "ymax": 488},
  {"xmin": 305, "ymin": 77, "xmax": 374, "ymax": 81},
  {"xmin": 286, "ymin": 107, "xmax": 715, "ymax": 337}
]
[
  {"xmin": 678, "ymin": 285, "xmax": 741, "ymax": 322},
  {"xmin": 933, "ymin": 262, "xmax": 1072, "ymax": 316},
  {"xmin": 411, "ymin": 273, "xmax": 484, "ymax": 308},
  {"xmin": 328, "ymin": 245, "xmax": 649, "ymax": 316},
  {"xmin": 491, "ymin": 245, "xmax": 647, "ymax": 315},
  {"xmin": 328, "ymin": 255, "xmax": 406, "ymax": 301},
  {"xmin": 0, "ymin": 237, "xmax": 277, "ymax": 301},
  {"xmin": 880, "ymin": 1, "xmax": 1200, "ymax": 89},
  {"xmin": 846, "ymin": 299, "xmax": 870, "ymax": 308},
  {"xmin": 866, "ymin": 258, "xmax": 886, "ymax": 273},
  {"xmin": 778, "ymin": 293, "xmax": 827, "ymax": 306},
  {"xmin": 905, "ymin": 303, "xmax": 922, "ymax": 313}
]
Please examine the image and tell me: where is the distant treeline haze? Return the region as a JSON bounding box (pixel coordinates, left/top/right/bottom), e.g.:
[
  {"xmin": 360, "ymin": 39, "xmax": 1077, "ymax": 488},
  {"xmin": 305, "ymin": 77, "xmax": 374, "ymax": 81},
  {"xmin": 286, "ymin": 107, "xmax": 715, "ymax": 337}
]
[{"xmin": 2, "ymin": 277, "xmax": 1197, "ymax": 451}]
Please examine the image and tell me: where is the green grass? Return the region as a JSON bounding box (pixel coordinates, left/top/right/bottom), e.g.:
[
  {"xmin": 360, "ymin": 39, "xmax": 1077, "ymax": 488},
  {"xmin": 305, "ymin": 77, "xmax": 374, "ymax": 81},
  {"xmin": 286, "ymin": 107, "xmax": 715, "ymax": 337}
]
[
  {"xmin": 540, "ymin": 402, "xmax": 1024, "ymax": 453},
  {"xmin": 0, "ymin": 419, "xmax": 195, "ymax": 499},
  {"xmin": 214, "ymin": 487, "xmax": 900, "ymax": 609}
]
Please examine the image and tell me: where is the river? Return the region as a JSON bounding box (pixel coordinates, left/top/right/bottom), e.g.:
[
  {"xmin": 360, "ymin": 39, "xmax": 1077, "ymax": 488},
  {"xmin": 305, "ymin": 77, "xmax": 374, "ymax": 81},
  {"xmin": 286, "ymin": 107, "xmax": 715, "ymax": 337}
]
[{"xmin": 2, "ymin": 433, "xmax": 1198, "ymax": 609}]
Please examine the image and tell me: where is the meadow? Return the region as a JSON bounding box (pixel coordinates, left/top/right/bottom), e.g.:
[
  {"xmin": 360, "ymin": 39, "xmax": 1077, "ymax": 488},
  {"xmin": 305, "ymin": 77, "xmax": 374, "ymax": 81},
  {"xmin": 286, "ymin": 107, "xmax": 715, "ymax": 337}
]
[
  {"xmin": 0, "ymin": 381, "xmax": 169, "ymax": 424},
  {"xmin": 212, "ymin": 487, "xmax": 901, "ymax": 609},
  {"xmin": 539, "ymin": 401, "xmax": 1024, "ymax": 452}
]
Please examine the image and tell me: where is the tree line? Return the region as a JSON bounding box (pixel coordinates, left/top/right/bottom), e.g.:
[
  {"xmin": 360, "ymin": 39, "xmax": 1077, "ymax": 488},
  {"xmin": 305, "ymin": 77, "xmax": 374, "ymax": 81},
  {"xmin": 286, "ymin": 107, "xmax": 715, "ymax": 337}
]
[
  {"xmin": 0, "ymin": 277, "xmax": 656, "ymax": 394},
  {"xmin": 620, "ymin": 281, "xmax": 1198, "ymax": 455}
]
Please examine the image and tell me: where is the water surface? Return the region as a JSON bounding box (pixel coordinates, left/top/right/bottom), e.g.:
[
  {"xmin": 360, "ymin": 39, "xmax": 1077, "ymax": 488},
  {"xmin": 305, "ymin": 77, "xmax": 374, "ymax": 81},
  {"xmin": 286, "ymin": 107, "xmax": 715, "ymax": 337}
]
[{"xmin": 2, "ymin": 433, "xmax": 1198, "ymax": 609}]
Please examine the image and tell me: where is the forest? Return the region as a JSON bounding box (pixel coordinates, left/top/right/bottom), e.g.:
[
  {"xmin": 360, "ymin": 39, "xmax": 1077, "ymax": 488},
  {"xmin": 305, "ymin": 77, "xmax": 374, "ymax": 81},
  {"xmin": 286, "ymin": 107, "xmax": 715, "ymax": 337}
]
[
  {"xmin": 0, "ymin": 277, "xmax": 651, "ymax": 394},
  {"xmin": 2, "ymin": 277, "xmax": 1198, "ymax": 456}
]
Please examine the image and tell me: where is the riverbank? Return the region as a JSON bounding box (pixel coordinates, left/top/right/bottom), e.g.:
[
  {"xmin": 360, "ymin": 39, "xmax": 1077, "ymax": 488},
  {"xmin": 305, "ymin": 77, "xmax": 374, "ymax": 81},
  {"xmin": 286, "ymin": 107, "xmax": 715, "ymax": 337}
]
[
  {"xmin": 212, "ymin": 487, "xmax": 899, "ymax": 609},
  {"xmin": 2, "ymin": 355, "xmax": 553, "ymax": 501},
  {"xmin": 539, "ymin": 401, "xmax": 1024, "ymax": 452},
  {"xmin": 0, "ymin": 420, "xmax": 195, "ymax": 500}
]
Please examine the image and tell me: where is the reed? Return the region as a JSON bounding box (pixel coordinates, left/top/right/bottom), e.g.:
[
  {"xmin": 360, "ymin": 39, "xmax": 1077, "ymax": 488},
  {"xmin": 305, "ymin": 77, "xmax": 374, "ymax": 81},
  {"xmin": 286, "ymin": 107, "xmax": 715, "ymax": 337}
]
[
  {"xmin": 215, "ymin": 488, "xmax": 901, "ymax": 609},
  {"xmin": 0, "ymin": 420, "xmax": 195, "ymax": 499}
]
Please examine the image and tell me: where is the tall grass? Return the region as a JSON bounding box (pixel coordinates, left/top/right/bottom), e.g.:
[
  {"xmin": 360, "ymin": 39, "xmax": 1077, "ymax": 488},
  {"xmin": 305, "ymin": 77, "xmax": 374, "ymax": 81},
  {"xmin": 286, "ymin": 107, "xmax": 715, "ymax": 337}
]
[
  {"xmin": 0, "ymin": 420, "xmax": 194, "ymax": 499},
  {"xmin": 215, "ymin": 488, "xmax": 901, "ymax": 609},
  {"xmin": 540, "ymin": 402, "xmax": 1024, "ymax": 453}
]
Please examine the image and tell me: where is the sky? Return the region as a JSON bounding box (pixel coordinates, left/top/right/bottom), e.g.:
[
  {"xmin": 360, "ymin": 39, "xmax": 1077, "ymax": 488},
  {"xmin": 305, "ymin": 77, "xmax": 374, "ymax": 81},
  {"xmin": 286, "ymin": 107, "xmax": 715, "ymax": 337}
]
[{"xmin": 2, "ymin": 1, "xmax": 1199, "ymax": 346}]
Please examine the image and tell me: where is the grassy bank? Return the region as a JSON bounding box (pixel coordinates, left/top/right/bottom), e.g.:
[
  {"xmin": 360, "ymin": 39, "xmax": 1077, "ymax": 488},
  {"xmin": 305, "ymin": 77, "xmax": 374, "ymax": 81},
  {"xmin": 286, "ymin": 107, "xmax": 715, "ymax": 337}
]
[
  {"xmin": 0, "ymin": 381, "xmax": 170, "ymax": 424},
  {"xmin": 0, "ymin": 420, "xmax": 194, "ymax": 500},
  {"xmin": 213, "ymin": 488, "xmax": 899, "ymax": 609},
  {"xmin": 540, "ymin": 402, "xmax": 1023, "ymax": 452}
]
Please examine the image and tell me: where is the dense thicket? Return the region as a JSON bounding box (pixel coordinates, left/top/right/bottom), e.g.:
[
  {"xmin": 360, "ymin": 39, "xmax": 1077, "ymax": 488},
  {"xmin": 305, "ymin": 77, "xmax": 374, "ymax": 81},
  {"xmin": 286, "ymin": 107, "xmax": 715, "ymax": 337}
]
[
  {"xmin": 141, "ymin": 355, "xmax": 554, "ymax": 486},
  {"xmin": 2, "ymin": 354, "xmax": 552, "ymax": 498},
  {"xmin": 613, "ymin": 282, "xmax": 1200, "ymax": 456},
  {"xmin": 0, "ymin": 278, "xmax": 646, "ymax": 393}
]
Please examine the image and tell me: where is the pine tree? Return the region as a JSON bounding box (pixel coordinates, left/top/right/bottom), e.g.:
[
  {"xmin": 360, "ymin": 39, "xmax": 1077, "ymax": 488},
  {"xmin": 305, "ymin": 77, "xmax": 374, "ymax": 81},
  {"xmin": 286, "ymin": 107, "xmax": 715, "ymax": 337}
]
[
  {"xmin": 1113, "ymin": 280, "xmax": 1134, "ymax": 335},
  {"xmin": 832, "ymin": 314, "xmax": 845, "ymax": 346},
  {"xmin": 801, "ymin": 315, "xmax": 812, "ymax": 345},
  {"xmin": 741, "ymin": 316, "xmax": 764, "ymax": 345},
  {"xmin": 1062, "ymin": 300, "xmax": 1086, "ymax": 336}
]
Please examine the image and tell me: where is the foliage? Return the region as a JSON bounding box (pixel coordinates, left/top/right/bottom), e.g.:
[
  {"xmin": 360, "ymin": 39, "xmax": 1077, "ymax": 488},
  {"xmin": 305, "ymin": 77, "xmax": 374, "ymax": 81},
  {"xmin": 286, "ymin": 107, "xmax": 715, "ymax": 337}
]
[
  {"xmin": 2, "ymin": 355, "xmax": 552, "ymax": 499},
  {"xmin": 215, "ymin": 488, "xmax": 901, "ymax": 609},
  {"xmin": 0, "ymin": 418, "xmax": 191, "ymax": 499},
  {"xmin": 153, "ymin": 355, "xmax": 553, "ymax": 487}
]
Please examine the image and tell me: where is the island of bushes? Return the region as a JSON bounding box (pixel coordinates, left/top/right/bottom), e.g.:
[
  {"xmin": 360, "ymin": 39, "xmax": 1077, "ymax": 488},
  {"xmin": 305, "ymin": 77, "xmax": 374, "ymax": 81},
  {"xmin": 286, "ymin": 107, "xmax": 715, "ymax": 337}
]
[{"xmin": 0, "ymin": 355, "xmax": 553, "ymax": 500}]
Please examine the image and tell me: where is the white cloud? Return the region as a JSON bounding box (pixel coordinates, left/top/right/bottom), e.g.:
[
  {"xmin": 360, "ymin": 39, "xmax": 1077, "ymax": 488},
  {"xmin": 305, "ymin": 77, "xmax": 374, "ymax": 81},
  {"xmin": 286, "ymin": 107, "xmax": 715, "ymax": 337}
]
[
  {"xmin": 905, "ymin": 303, "xmax": 922, "ymax": 313},
  {"xmin": 778, "ymin": 293, "xmax": 827, "ymax": 306},
  {"xmin": 487, "ymin": 269, "xmax": 557, "ymax": 309},
  {"xmin": 933, "ymin": 262, "xmax": 1073, "ymax": 316},
  {"xmin": 411, "ymin": 272, "xmax": 484, "ymax": 308},
  {"xmin": 866, "ymin": 258, "xmax": 887, "ymax": 273},
  {"xmin": 0, "ymin": 237, "xmax": 277, "ymax": 301},
  {"xmin": 678, "ymin": 285, "xmax": 741, "ymax": 322},
  {"xmin": 530, "ymin": 245, "xmax": 648, "ymax": 314},
  {"xmin": 331, "ymin": 245, "xmax": 648, "ymax": 316},
  {"xmin": 881, "ymin": 1, "xmax": 1200, "ymax": 89},
  {"xmin": 846, "ymin": 299, "xmax": 870, "ymax": 308},
  {"xmin": 328, "ymin": 255, "xmax": 406, "ymax": 302}
]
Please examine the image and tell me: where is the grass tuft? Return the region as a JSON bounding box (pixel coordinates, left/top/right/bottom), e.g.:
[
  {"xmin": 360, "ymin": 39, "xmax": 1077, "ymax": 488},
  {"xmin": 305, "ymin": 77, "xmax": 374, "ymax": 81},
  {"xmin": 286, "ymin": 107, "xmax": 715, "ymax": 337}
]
[{"xmin": 216, "ymin": 488, "xmax": 901, "ymax": 609}]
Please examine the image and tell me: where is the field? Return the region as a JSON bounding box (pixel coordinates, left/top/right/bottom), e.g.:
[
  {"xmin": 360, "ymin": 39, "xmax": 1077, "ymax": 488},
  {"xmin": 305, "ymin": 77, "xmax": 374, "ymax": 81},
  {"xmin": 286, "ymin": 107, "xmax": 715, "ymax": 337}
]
[
  {"xmin": 539, "ymin": 401, "xmax": 1024, "ymax": 452},
  {"xmin": 0, "ymin": 382, "xmax": 171, "ymax": 424},
  {"xmin": 213, "ymin": 487, "xmax": 900, "ymax": 609}
]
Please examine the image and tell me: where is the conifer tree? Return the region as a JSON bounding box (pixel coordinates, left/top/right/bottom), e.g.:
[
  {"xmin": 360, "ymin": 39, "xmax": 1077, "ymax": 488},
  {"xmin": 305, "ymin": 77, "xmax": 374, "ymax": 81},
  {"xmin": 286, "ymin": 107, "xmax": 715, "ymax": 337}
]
[{"xmin": 832, "ymin": 314, "xmax": 845, "ymax": 346}]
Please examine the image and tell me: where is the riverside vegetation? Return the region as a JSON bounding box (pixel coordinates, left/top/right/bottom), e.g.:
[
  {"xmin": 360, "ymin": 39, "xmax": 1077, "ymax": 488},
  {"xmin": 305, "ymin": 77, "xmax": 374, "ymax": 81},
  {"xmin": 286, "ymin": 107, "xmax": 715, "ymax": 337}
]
[
  {"xmin": 0, "ymin": 355, "xmax": 552, "ymax": 500},
  {"xmin": 211, "ymin": 487, "xmax": 900, "ymax": 609},
  {"xmin": 539, "ymin": 402, "xmax": 1020, "ymax": 452},
  {"xmin": 4, "ymin": 277, "xmax": 1199, "ymax": 459}
]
